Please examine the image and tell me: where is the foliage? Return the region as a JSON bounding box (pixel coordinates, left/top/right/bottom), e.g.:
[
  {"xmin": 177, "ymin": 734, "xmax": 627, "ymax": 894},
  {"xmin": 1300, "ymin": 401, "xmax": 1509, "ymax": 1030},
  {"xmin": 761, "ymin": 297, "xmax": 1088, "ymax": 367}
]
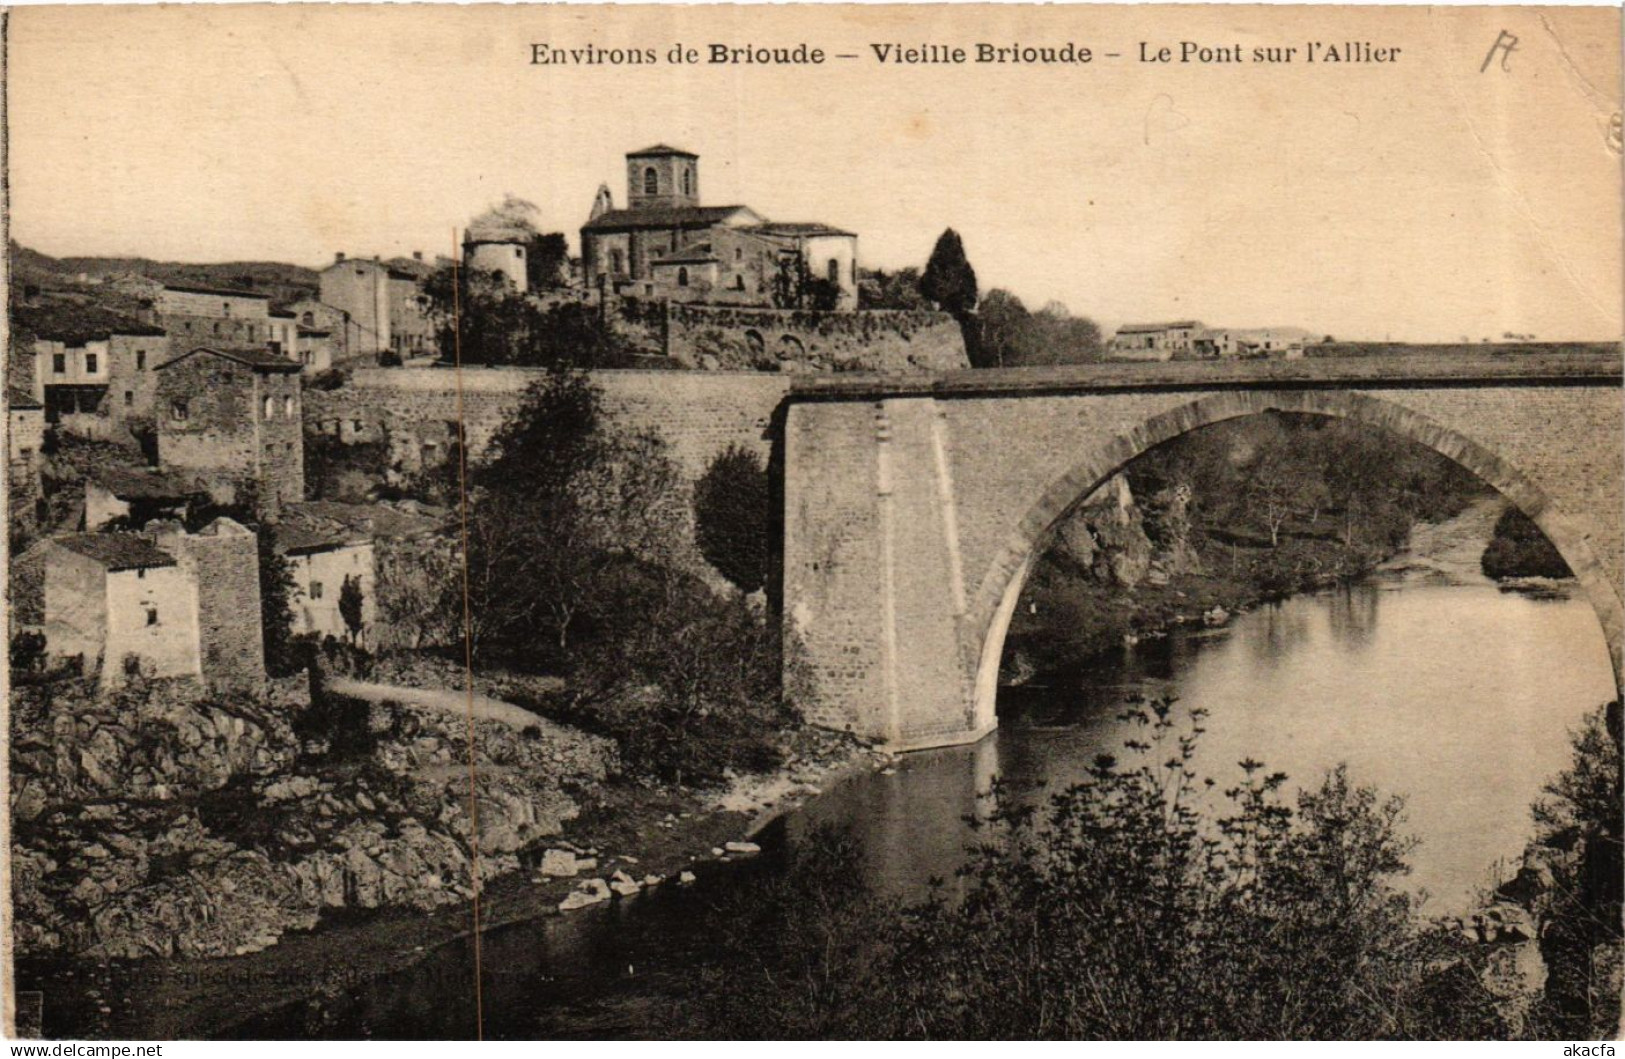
[
  {"xmin": 1525, "ymin": 701, "xmax": 1623, "ymax": 1037},
  {"xmin": 303, "ymin": 429, "xmax": 391, "ymax": 503},
  {"xmin": 257, "ymin": 523, "xmax": 302, "ymax": 678},
  {"xmin": 693, "ymin": 444, "xmax": 771, "ymax": 592},
  {"xmin": 561, "ymin": 565, "xmax": 792, "ymax": 785},
  {"xmin": 920, "ymin": 228, "xmax": 978, "ymax": 317},
  {"xmin": 1481, "ymin": 507, "xmax": 1572, "ymax": 580},
  {"xmin": 10, "ymin": 629, "xmax": 46, "ymax": 674},
  {"xmin": 421, "ymin": 266, "xmax": 634, "ymax": 368},
  {"xmin": 462, "ymin": 364, "xmax": 681, "ymax": 662},
  {"xmin": 677, "ymin": 697, "xmax": 1508, "ymax": 1039},
  {"xmin": 978, "ymin": 288, "xmax": 1104, "ymax": 367},
  {"xmin": 338, "ymin": 575, "xmax": 365, "ymax": 644},
  {"xmin": 771, "ymin": 253, "xmax": 841, "ymax": 312},
  {"xmin": 857, "ymin": 267, "xmax": 928, "ymax": 311},
  {"xmin": 527, "ymin": 232, "xmax": 571, "ymax": 290}
]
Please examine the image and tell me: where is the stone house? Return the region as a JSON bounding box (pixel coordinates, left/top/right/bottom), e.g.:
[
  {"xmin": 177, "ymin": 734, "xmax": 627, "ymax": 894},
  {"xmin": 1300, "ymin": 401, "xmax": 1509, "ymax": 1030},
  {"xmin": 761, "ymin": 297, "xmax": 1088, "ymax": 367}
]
[
  {"xmin": 317, "ymin": 255, "xmax": 434, "ymax": 361},
  {"xmin": 13, "ymin": 300, "xmax": 169, "ymax": 438},
  {"xmin": 1190, "ymin": 326, "xmax": 1317, "ymax": 359},
  {"xmin": 143, "ymin": 283, "xmax": 277, "ymax": 357},
  {"xmin": 580, "ymin": 145, "xmax": 859, "ymax": 310},
  {"xmin": 154, "ymin": 347, "xmax": 304, "ymax": 516},
  {"xmin": 9, "ymin": 387, "xmax": 46, "ymax": 524},
  {"xmin": 14, "ymin": 518, "xmax": 264, "ymax": 692},
  {"xmin": 276, "ymin": 500, "xmax": 447, "ymax": 647},
  {"xmin": 83, "ymin": 467, "xmax": 200, "ymax": 531},
  {"xmin": 1108, "ymin": 321, "xmax": 1207, "ymax": 360}
]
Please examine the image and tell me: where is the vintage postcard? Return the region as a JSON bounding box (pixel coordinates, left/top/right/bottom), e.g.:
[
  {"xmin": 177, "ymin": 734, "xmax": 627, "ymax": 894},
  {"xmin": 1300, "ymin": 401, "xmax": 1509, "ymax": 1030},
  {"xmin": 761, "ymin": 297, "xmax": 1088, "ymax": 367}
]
[{"xmin": 2, "ymin": 2, "xmax": 1621, "ymax": 1043}]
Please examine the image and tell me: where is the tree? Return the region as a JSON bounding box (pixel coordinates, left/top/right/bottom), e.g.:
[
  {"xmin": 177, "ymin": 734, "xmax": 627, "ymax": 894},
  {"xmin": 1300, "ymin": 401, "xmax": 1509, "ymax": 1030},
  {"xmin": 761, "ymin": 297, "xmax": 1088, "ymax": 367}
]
[
  {"xmin": 462, "ymin": 365, "xmax": 681, "ymax": 661},
  {"xmin": 694, "ymin": 444, "xmax": 771, "ymax": 592},
  {"xmin": 421, "ymin": 265, "xmax": 634, "ymax": 368},
  {"xmin": 527, "ymin": 232, "xmax": 571, "ymax": 290},
  {"xmin": 772, "ymin": 254, "xmax": 841, "ymax": 312},
  {"xmin": 338, "ymin": 574, "xmax": 365, "ymax": 645},
  {"xmin": 920, "ymin": 228, "xmax": 978, "ymax": 317},
  {"xmin": 858, "ymin": 267, "xmax": 928, "ymax": 311},
  {"xmin": 258, "ymin": 523, "xmax": 301, "ymax": 676}
]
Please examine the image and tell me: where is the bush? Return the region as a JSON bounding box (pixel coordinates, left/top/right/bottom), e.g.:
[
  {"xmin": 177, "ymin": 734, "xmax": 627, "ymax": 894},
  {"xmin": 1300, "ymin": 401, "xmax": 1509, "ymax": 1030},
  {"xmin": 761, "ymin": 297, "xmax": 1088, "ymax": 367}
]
[
  {"xmin": 672, "ymin": 698, "xmax": 1511, "ymax": 1039},
  {"xmin": 693, "ymin": 444, "xmax": 772, "ymax": 593},
  {"xmin": 1482, "ymin": 507, "xmax": 1572, "ymax": 580}
]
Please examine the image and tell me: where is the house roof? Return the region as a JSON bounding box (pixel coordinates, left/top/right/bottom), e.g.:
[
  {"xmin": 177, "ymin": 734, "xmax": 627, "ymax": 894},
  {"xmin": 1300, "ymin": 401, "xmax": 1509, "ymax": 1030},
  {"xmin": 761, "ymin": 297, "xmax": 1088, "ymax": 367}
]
[
  {"xmin": 1116, "ymin": 321, "xmax": 1203, "ymax": 334},
  {"xmin": 8, "ymin": 387, "xmax": 44, "ymax": 411},
  {"xmin": 277, "ymin": 500, "xmax": 448, "ymax": 555},
  {"xmin": 155, "ymin": 346, "xmax": 303, "ymax": 373},
  {"xmin": 87, "ymin": 467, "xmax": 199, "ymax": 501},
  {"xmin": 582, "ymin": 205, "xmax": 758, "ymax": 234},
  {"xmin": 13, "ymin": 301, "xmax": 167, "ymax": 343},
  {"xmin": 627, "ymin": 144, "xmax": 698, "ymax": 158},
  {"xmin": 51, "ymin": 533, "xmax": 177, "ymax": 571},
  {"xmin": 162, "ymin": 282, "xmax": 270, "ymax": 300}
]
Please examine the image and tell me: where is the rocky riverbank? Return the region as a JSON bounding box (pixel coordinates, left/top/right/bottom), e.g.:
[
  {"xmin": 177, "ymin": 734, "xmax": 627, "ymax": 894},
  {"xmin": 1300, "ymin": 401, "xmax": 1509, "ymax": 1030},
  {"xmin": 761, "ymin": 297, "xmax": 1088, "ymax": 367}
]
[{"xmin": 10, "ymin": 668, "xmax": 876, "ymax": 1039}]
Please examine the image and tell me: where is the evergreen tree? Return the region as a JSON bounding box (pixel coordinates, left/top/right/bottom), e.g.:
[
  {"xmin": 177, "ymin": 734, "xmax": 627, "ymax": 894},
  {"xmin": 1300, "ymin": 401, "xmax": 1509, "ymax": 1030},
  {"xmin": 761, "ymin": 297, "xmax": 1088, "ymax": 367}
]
[{"xmin": 920, "ymin": 228, "xmax": 978, "ymax": 317}]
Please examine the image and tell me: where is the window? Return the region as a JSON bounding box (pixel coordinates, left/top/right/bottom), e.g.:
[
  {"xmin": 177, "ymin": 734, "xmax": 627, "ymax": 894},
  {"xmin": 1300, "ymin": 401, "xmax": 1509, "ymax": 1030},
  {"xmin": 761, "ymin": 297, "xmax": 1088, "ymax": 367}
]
[
  {"xmin": 735, "ymin": 247, "xmax": 743, "ymax": 261},
  {"xmin": 145, "ymin": 607, "xmax": 159, "ymax": 626},
  {"xmin": 212, "ymin": 323, "xmax": 221, "ymax": 336},
  {"xmin": 644, "ymin": 167, "xmax": 658, "ymax": 195},
  {"xmin": 310, "ymin": 581, "xmax": 324, "ymax": 600},
  {"xmin": 301, "ymin": 312, "xmax": 314, "ymax": 327},
  {"xmin": 352, "ymin": 419, "xmax": 364, "ymax": 433},
  {"xmin": 827, "ymin": 259, "xmax": 839, "ymax": 285},
  {"xmin": 170, "ymin": 400, "xmax": 189, "ymax": 421},
  {"xmin": 84, "ymin": 353, "xmax": 99, "ymax": 374},
  {"xmin": 222, "ymin": 302, "xmax": 232, "ymax": 317},
  {"xmin": 262, "ymin": 396, "xmax": 274, "ymax": 420},
  {"xmin": 610, "ymin": 249, "xmax": 625, "ymax": 274},
  {"xmin": 515, "ymin": 247, "xmax": 523, "ymax": 259},
  {"xmin": 677, "ymin": 267, "xmax": 689, "ymax": 287},
  {"xmin": 136, "ymin": 350, "xmax": 147, "ymax": 370},
  {"xmin": 682, "ymin": 168, "xmax": 692, "ymax": 196},
  {"xmin": 124, "ymin": 391, "xmax": 133, "ymax": 407},
  {"xmin": 52, "ymin": 353, "xmax": 65, "ymax": 374},
  {"xmin": 283, "ymin": 395, "xmax": 295, "ymax": 417}
]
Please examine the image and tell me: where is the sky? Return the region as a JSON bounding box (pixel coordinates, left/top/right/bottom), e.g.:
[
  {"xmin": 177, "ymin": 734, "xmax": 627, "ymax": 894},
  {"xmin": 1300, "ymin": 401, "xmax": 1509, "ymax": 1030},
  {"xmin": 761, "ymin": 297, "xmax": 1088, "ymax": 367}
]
[{"xmin": 8, "ymin": 3, "xmax": 1621, "ymax": 341}]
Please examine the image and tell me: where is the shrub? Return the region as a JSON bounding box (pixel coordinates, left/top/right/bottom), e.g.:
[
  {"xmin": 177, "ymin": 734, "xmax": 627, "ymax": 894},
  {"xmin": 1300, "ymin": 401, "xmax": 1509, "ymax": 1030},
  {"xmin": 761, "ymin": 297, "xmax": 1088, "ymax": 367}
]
[
  {"xmin": 1481, "ymin": 507, "xmax": 1572, "ymax": 580},
  {"xmin": 693, "ymin": 444, "xmax": 772, "ymax": 593}
]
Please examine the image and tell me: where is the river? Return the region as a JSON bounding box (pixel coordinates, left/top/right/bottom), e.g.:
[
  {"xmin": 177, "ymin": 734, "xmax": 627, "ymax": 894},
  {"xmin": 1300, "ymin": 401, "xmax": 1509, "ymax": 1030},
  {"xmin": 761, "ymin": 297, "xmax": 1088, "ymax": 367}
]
[{"xmin": 232, "ymin": 539, "xmax": 1617, "ymax": 1038}]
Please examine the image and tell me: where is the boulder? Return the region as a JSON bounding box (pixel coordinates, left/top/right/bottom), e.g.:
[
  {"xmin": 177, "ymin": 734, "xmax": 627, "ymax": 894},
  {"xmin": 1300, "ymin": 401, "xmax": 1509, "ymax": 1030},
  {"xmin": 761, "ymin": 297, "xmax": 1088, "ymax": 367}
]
[{"xmin": 538, "ymin": 849, "xmax": 579, "ymax": 878}]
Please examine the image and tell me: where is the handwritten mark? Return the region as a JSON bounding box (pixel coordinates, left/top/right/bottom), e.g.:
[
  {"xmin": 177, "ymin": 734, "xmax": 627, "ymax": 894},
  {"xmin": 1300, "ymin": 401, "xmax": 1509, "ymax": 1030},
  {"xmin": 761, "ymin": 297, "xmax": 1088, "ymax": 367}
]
[{"xmin": 1480, "ymin": 30, "xmax": 1519, "ymax": 74}]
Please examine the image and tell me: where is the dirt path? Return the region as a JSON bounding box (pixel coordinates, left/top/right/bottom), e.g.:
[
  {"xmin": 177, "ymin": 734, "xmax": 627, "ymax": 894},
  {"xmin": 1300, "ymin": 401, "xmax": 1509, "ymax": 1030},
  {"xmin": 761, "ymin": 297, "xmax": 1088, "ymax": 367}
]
[{"xmin": 325, "ymin": 677, "xmax": 546, "ymax": 730}]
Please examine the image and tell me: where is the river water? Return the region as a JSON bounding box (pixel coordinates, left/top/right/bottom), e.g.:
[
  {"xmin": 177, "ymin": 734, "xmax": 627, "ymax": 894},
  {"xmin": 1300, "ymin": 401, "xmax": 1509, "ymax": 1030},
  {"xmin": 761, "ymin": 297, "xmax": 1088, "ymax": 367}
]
[{"xmin": 236, "ymin": 566, "xmax": 1617, "ymax": 1039}]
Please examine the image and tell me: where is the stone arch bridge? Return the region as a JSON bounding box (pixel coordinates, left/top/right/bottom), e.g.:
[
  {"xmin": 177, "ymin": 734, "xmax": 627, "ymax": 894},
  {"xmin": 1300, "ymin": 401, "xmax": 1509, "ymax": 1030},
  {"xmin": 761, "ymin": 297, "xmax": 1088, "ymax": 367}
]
[{"xmin": 780, "ymin": 354, "xmax": 1623, "ymax": 750}]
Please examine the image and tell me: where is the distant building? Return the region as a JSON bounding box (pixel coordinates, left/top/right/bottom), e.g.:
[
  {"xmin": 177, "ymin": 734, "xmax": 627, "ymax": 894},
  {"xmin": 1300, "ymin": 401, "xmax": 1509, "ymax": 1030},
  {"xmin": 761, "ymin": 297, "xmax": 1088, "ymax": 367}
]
[
  {"xmin": 317, "ymin": 254, "xmax": 434, "ymax": 361},
  {"xmin": 154, "ymin": 346, "xmax": 304, "ymax": 516},
  {"xmin": 146, "ymin": 283, "xmax": 277, "ymax": 356},
  {"xmin": 14, "ymin": 518, "xmax": 264, "ymax": 692},
  {"xmin": 580, "ymin": 145, "xmax": 859, "ymax": 310},
  {"xmin": 1191, "ymin": 326, "xmax": 1316, "ymax": 359},
  {"xmin": 464, "ymin": 235, "xmax": 529, "ymax": 293},
  {"xmin": 1108, "ymin": 321, "xmax": 1206, "ymax": 360}
]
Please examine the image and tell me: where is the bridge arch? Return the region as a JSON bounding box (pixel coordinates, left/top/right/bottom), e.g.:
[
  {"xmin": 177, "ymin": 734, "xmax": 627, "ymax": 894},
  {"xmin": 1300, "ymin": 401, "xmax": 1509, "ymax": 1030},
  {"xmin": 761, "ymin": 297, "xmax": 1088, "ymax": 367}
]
[{"xmin": 967, "ymin": 388, "xmax": 1625, "ymax": 732}]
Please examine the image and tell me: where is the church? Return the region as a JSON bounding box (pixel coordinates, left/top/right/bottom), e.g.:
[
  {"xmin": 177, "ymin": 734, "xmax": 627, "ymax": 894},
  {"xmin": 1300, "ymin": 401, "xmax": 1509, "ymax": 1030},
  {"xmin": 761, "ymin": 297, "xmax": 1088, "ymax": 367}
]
[{"xmin": 580, "ymin": 145, "xmax": 859, "ymax": 311}]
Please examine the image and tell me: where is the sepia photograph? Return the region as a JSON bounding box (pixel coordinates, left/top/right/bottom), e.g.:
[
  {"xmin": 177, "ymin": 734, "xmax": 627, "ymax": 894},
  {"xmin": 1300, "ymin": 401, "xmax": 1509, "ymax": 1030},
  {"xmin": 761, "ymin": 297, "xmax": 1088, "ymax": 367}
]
[{"xmin": 1, "ymin": 1, "xmax": 1621, "ymax": 1042}]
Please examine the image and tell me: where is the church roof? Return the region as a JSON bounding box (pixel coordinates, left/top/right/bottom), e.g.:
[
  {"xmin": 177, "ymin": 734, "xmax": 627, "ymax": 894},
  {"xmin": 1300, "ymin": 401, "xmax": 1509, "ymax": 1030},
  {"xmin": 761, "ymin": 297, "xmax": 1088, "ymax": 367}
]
[
  {"xmin": 582, "ymin": 204, "xmax": 761, "ymax": 234},
  {"xmin": 747, "ymin": 222, "xmax": 857, "ymax": 239},
  {"xmin": 582, "ymin": 205, "xmax": 758, "ymax": 233},
  {"xmin": 627, "ymin": 144, "xmax": 698, "ymax": 158}
]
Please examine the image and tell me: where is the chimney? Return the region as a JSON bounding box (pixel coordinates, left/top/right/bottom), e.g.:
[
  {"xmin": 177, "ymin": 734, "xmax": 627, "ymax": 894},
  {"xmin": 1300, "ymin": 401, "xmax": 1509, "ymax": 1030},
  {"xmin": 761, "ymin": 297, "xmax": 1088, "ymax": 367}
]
[
  {"xmin": 335, "ymin": 251, "xmax": 346, "ymax": 262},
  {"xmin": 413, "ymin": 251, "xmax": 423, "ymax": 262}
]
